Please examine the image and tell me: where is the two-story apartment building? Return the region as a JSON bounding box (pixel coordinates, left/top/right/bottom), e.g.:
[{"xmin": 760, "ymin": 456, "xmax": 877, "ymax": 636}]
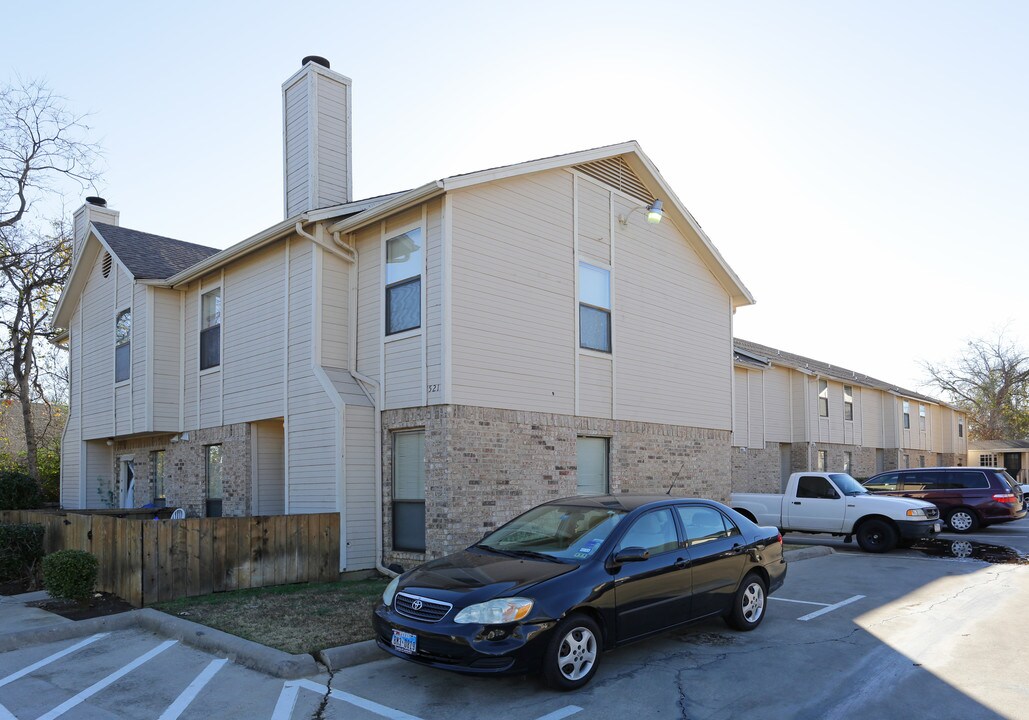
[
  {"xmin": 731, "ymin": 338, "xmax": 968, "ymax": 491},
  {"xmin": 55, "ymin": 57, "xmax": 755, "ymax": 572}
]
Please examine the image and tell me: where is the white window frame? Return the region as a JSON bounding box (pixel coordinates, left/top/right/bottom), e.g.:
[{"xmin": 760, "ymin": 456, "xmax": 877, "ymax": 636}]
[
  {"xmin": 817, "ymin": 380, "xmax": 829, "ymax": 418},
  {"xmin": 902, "ymin": 401, "xmax": 911, "ymax": 429},
  {"xmin": 199, "ymin": 287, "xmax": 222, "ymax": 373},
  {"xmin": 843, "ymin": 385, "xmax": 854, "ymax": 422},
  {"xmin": 114, "ymin": 308, "xmax": 131, "ymax": 384},
  {"xmin": 383, "ymin": 224, "xmax": 425, "ymax": 338},
  {"xmin": 392, "ymin": 429, "xmax": 426, "ymax": 552},
  {"xmin": 919, "ymin": 404, "xmax": 926, "ymax": 431},
  {"xmin": 578, "ymin": 261, "xmax": 612, "ymax": 354},
  {"xmin": 576, "ymin": 436, "xmax": 610, "ymax": 495}
]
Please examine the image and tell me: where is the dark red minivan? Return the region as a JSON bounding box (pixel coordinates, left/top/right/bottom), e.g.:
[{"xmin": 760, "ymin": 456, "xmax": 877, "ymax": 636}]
[{"xmin": 862, "ymin": 467, "xmax": 1026, "ymax": 533}]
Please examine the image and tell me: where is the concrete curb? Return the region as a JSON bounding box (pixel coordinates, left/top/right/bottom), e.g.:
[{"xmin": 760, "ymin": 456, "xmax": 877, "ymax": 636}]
[
  {"xmin": 317, "ymin": 639, "xmax": 386, "ymax": 671},
  {"xmin": 783, "ymin": 545, "xmax": 834, "ymax": 562}
]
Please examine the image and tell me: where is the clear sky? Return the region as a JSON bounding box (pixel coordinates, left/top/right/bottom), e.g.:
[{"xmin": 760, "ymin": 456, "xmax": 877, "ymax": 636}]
[{"xmin": 7, "ymin": 1, "xmax": 1027, "ymax": 394}]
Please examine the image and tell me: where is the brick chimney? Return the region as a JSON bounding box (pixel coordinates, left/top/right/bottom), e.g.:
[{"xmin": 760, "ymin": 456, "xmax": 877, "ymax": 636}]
[
  {"xmin": 282, "ymin": 56, "xmax": 353, "ymax": 218},
  {"xmin": 72, "ymin": 196, "xmax": 119, "ymax": 260}
]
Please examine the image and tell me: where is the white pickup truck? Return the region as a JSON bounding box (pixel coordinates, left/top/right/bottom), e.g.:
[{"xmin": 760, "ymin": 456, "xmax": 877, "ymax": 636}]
[{"xmin": 731, "ymin": 472, "xmax": 942, "ymax": 553}]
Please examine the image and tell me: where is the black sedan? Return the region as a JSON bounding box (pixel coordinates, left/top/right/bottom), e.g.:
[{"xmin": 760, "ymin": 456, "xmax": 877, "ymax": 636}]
[{"xmin": 373, "ymin": 495, "xmax": 787, "ymax": 690}]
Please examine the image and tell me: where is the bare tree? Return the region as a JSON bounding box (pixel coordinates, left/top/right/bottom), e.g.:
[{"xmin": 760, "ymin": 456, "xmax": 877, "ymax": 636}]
[
  {"xmin": 922, "ymin": 334, "xmax": 1029, "ymax": 441},
  {"xmin": 1, "ymin": 79, "xmax": 100, "ymax": 232},
  {"xmin": 0, "ymin": 220, "xmax": 71, "ymax": 481},
  {"xmin": 0, "ymin": 79, "xmax": 98, "ymax": 485}
]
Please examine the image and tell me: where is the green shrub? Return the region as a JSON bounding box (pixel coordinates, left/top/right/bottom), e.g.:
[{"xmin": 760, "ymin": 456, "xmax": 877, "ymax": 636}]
[
  {"xmin": 0, "ymin": 469, "xmax": 42, "ymax": 510},
  {"xmin": 36, "ymin": 447, "xmax": 61, "ymax": 504},
  {"xmin": 0, "ymin": 523, "xmax": 44, "ymax": 581},
  {"xmin": 42, "ymin": 550, "xmax": 98, "ymax": 602}
]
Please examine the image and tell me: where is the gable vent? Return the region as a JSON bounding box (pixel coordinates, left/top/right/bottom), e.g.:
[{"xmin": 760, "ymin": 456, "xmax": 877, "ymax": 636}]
[
  {"xmin": 102, "ymin": 252, "xmax": 112, "ymax": 278},
  {"xmin": 574, "ymin": 157, "xmax": 656, "ymax": 205}
]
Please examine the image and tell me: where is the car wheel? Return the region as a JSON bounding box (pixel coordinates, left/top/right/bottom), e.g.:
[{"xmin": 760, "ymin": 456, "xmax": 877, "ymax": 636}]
[
  {"xmin": 856, "ymin": 518, "xmax": 898, "ymax": 553},
  {"xmin": 946, "ymin": 508, "xmax": 979, "ymax": 534},
  {"xmin": 725, "ymin": 573, "xmax": 767, "ymax": 631},
  {"xmin": 542, "ymin": 614, "xmax": 601, "ymax": 691}
]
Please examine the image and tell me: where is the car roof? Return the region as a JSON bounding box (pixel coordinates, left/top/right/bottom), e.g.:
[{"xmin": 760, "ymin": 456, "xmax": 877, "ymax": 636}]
[{"xmin": 545, "ymin": 495, "xmax": 724, "ymax": 512}]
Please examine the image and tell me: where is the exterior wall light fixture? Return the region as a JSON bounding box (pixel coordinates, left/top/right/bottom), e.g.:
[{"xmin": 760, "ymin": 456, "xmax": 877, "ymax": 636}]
[{"xmin": 618, "ymin": 199, "xmax": 664, "ymax": 226}]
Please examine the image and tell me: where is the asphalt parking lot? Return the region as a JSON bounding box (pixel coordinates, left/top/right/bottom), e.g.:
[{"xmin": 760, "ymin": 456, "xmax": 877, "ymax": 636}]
[{"xmin": 3, "ymin": 534, "xmax": 1026, "ymax": 720}]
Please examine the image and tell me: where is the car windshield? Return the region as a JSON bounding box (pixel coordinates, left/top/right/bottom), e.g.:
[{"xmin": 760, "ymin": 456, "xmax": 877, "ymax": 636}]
[
  {"xmin": 478, "ymin": 504, "xmax": 627, "ymax": 561},
  {"xmin": 829, "ymin": 473, "xmax": 868, "ymax": 496}
]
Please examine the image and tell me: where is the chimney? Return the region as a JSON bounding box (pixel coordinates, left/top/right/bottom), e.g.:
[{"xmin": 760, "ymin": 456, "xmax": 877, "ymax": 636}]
[
  {"xmin": 282, "ymin": 56, "xmax": 353, "ymax": 218},
  {"xmin": 72, "ymin": 196, "xmax": 119, "ymax": 260}
]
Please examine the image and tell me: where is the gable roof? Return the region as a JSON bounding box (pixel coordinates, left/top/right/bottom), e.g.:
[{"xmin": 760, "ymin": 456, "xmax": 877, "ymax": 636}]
[
  {"xmin": 92, "ymin": 223, "xmax": 219, "ymax": 279},
  {"xmin": 734, "ymin": 338, "xmax": 953, "ymax": 408}
]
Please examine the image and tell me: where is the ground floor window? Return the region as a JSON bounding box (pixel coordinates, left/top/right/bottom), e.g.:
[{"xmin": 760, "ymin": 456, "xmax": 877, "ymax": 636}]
[
  {"xmin": 150, "ymin": 450, "xmax": 166, "ymax": 506},
  {"xmin": 576, "ymin": 436, "xmax": 609, "ymax": 494},
  {"xmin": 843, "ymin": 451, "xmax": 852, "ymax": 474},
  {"xmin": 206, "ymin": 445, "xmax": 223, "ymax": 517},
  {"xmin": 816, "ymin": 450, "xmax": 827, "ymax": 472},
  {"xmin": 393, "ymin": 430, "xmax": 425, "ymax": 552}
]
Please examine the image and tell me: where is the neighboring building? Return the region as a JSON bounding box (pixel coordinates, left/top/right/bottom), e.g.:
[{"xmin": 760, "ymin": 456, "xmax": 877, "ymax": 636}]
[
  {"xmin": 731, "ymin": 339, "xmax": 968, "ymax": 492},
  {"xmin": 54, "ymin": 58, "xmax": 754, "ymax": 571},
  {"xmin": 0, "ymin": 400, "xmax": 66, "ymax": 462},
  {"xmin": 967, "ymin": 440, "xmax": 1029, "ymax": 483}
]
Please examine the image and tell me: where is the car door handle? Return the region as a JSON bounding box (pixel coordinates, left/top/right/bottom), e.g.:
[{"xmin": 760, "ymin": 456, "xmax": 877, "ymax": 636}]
[
  {"xmin": 675, "ymin": 558, "xmax": 691, "ymax": 569},
  {"xmin": 792, "ymin": 501, "xmax": 802, "ymax": 505}
]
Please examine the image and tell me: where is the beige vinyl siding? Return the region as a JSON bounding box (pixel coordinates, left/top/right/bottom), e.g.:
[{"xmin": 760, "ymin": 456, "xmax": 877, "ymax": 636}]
[
  {"xmin": 827, "ymin": 381, "xmax": 844, "ymax": 442},
  {"xmin": 384, "ymin": 336, "xmax": 422, "ymax": 408},
  {"xmin": 450, "ymin": 169, "xmax": 576, "ymax": 413},
  {"xmin": 748, "ymin": 370, "xmax": 764, "ymax": 449},
  {"xmin": 425, "ymin": 199, "xmax": 444, "ymax": 404},
  {"xmin": 344, "ymin": 403, "xmax": 376, "ymax": 569},
  {"xmin": 283, "ymin": 77, "xmax": 310, "ymax": 218},
  {"xmin": 579, "ymin": 354, "xmax": 612, "ymax": 419},
  {"xmin": 199, "ymin": 374, "xmax": 220, "ymax": 428},
  {"xmin": 252, "ymin": 419, "xmax": 285, "ymax": 515},
  {"xmin": 60, "ymin": 389, "xmax": 81, "ymax": 507},
  {"xmin": 131, "ymin": 284, "xmax": 147, "ymax": 431},
  {"xmin": 315, "ymin": 77, "xmax": 349, "ymax": 208},
  {"xmin": 182, "ymin": 285, "xmax": 199, "ymax": 428},
  {"xmin": 84, "ymin": 441, "xmax": 112, "ymax": 509},
  {"xmin": 861, "ymin": 388, "xmax": 884, "ymax": 448},
  {"xmin": 222, "ymin": 243, "xmax": 287, "ymax": 424},
  {"xmin": 151, "ymin": 288, "xmax": 181, "ymax": 431},
  {"xmin": 577, "ymin": 176, "xmax": 611, "ymax": 265},
  {"xmin": 355, "ymin": 224, "xmax": 381, "ymax": 381},
  {"xmin": 733, "ymin": 368, "xmax": 750, "ymax": 447},
  {"xmin": 613, "ymin": 194, "xmax": 732, "ymax": 429},
  {"xmin": 78, "ymin": 247, "xmax": 116, "ymax": 439},
  {"xmin": 285, "ymin": 242, "xmax": 337, "ymax": 514},
  {"xmin": 321, "ymin": 249, "xmax": 349, "ymax": 369},
  {"xmin": 764, "ymin": 366, "xmax": 791, "ymax": 442}
]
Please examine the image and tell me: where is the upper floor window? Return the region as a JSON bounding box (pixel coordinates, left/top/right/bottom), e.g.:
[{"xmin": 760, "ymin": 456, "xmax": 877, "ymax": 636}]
[
  {"xmin": 919, "ymin": 404, "xmax": 926, "ymax": 431},
  {"xmin": 115, "ymin": 309, "xmax": 131, "ymax": 382},
  {"xmin": 817, "ymin": 380, "xmax": 828, "ymax": 418},
  {"xmin": 200, "ymin": 289, "xmax": 221, "ymax": 370},
  {"xmin": 843, "ymin": 385, "xmax": 854, "ymax": 421},
  {"xmin": 902, "ymin": 401, "xmax": 911, "ymax": 429},
  {"xmin": 579, "ymin": 262, "xmax": 611, "ymax": 352},
  {"xmin": 385, "ymin": 228, "xmax": 423, "ymax": 335},
  {"xmin": 958, "ymin": 417, "xmax": 964, "ymax": 438}
]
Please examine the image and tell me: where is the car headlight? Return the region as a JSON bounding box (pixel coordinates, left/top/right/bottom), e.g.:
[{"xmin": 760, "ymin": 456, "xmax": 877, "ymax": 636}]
[
  {"xmin": 454, "ymin": 598, "xmax": 534, "ymax": 625},
  {"xmin": 382, "ymin": 576, "xmax": 401, "ymax": 606},
  {"xmin": 906, "ymin": 508, "xmax": 928, "ymax": 518}
]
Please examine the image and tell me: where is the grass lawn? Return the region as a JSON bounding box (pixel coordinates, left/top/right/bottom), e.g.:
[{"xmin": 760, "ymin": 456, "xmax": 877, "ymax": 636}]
[{"xmin": 152, "ymin": 576, "xmax": 389, "ymax": 655}]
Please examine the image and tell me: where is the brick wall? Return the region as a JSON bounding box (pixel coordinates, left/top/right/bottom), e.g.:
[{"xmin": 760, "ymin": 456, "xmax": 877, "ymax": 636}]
[
  {"xmin": 111, "ymin": 423, "xmax": 252, "ymax": 517},
  {"xmin": 381, "ymin": 405, "xmax": 730, "ymax": 566}
]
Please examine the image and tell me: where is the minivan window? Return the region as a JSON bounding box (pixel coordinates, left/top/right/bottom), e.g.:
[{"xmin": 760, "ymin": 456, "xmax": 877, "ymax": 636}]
[
  {"xmin": 901, "ymin": 472, "xmax": 940, "ymax": 491},
  {"xmin": 864, "ymin": 473, "xmax": 900, "ymax": 491}
]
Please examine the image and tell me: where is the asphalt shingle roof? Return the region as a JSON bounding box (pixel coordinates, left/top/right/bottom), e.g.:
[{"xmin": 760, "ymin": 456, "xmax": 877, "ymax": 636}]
[
  {"xmin": 93, "ymin": 222, "xmax": 220, "ymax": 280},
  {"xmin": 734, "ymin": 338, "xmax": 946, "ymax": 406}
]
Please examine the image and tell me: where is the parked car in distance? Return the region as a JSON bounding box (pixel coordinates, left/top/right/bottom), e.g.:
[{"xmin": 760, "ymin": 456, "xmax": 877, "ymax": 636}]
[
  {"xmin": 731, "ymin": 472, "xmax": 941, "ymax": 553},
  {"xmin": 373, "ymin": 495, "xmax": 786, "ymax": 690},
  {"xmin": 862, "ymin": 467, "xmax": 1026, "ymax": 533}
]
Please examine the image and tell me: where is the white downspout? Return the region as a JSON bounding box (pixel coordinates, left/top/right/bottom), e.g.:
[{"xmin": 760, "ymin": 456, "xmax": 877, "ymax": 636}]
[{"xmin": 345, "ymin": 231, "xmax": 397, "ymax": 579}]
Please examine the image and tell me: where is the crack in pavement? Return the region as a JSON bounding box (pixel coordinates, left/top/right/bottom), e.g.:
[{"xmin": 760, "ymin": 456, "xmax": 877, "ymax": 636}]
[
  {"xmin": 311, "ymin": 661, "xmax": 335, "ymax": 720},
  {"xmin": 869, "ymin": 565, "xmax": 1019, "ymax": 626}
]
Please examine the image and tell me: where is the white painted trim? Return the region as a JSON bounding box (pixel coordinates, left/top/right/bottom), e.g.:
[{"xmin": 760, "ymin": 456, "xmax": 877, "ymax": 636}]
[
  {"xmin": 250, "ymin": 423, "xmax": 259, "ymax": 515},
  {"xmin": 219, "ymin": 268, "xmax": 225, "ymax": 427},
  {"xmin": 78, "ymin": 308, "xmax": 86, "ymax": 508},
  {"xmin": 283, "ymin": 238, "xmax": 291, "ymax": 514},
  {"xmin": 573, "ymin": 175, "xmax": 580, "ymax": 418},
  {"xmin": 345, "ymin": 80, "xmax": 353, "ymax": 204},
  {"xmin": 608, "ymin": 188, "xmax": 617, "ymax": 419},
  {"xmin": 421, "ymin": 204, "xmax": 428, "ymax": 407},
  {"xmin": 145, "ymin": 286, "xmax": 154, "ymax": 431},
  {"xmin": 179, "ymin": 291, "xmax": 185, "ymax": 431},
  {"xmin": 442, "ymin": 194, "xmax": 453, "ymax": 405}
]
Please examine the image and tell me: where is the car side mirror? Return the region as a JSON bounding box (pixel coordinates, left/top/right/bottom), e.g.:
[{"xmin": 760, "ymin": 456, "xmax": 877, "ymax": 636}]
[{"xmin": 612, "ymin": 546, "xmax": 650, "ymax": 565}]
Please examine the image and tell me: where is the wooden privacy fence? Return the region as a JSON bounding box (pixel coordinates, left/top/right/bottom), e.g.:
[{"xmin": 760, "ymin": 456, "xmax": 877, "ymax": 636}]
[{"xmin": 0, "ymin": 510, "xmax": 340, "ymax": 607}]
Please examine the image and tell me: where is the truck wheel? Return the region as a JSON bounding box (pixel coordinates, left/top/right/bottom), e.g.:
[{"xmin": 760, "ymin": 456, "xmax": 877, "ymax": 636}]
[
  {"xmin": 945, "ymin": 508, "xmax": 979, "ymax": 533},
  {"xmin": 856, "ymin": 519, "xmax": 898, "ymax": 553}
]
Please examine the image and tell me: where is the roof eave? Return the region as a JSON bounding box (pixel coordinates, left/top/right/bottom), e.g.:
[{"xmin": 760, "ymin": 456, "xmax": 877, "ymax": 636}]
[{"xmin": 326, "ymin": 181, "xmax": 444, "ymax": 235}]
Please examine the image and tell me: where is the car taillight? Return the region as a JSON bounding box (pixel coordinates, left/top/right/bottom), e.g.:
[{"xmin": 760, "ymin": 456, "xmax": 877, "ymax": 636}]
[
  {"xmin": 993, "ymin": 493, "xmax": 1017, "ymax": 504},
  {"xmin": 777, "ymin": 533, "xmax": 783, "ymax": 544}
]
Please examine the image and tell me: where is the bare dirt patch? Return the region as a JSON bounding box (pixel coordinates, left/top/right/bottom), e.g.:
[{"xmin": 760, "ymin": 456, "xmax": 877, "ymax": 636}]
[{"xmin": 28, "ymin": 592, "xmax": 135, "ymax": 620}]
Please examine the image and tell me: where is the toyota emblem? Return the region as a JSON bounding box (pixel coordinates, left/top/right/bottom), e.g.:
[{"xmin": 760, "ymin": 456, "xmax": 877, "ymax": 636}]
[{"xmin": 412, "ymin": 599, "xmax": 423, "ymax": 611}]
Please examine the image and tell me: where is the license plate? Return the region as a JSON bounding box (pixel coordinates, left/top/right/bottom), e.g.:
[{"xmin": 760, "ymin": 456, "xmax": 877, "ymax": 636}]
[
  {"xmin": 392, "ymin": 629, "xmax": 417, "ymax": 654},
  {"xmin": 933, "ymin": 523, "xmax": 941, "ymax": 533}
]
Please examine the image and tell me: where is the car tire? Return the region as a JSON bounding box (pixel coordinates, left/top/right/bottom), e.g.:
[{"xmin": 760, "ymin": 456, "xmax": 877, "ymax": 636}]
[
  {"xmin": 542, "ymin": 614, "xmax": 601, "ymax": 691},
  {"xmin": 855, "ymin": 518, "xmax": 898, "ymax": 553},
  {"xmin": 724, "ymin": 573, "xmax": 767, "ymax": 631},
  {"xmin": 946, "ymin": 508, "xmax": 980, "ymax": 534}
]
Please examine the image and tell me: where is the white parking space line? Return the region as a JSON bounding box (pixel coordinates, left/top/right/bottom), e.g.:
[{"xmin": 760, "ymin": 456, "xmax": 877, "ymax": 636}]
[
  {"xmin": 34, "ymin": 639, "xmax": 177, "ymax": 720},
  {"xmin": 797, "ymin": 595, "xmax": 865, "ymax": 621},
  {"xmin": 0, "ymin": 633, "xmax": 108, "ymax": 688},
  {"xmin": 769, "ymin": 597, "xmax": 831, "ymax": 607},
  {"xmin": 270, "ymin": 681, "xmax": 300, "ymax": 720},
  {"xmin": 157, "ymin": 658, "xmax": 227, "ymax": 720},
  {"xmin": 534, "ymin": 706, "xmax": 583, "ymax": 720},
  {"xmin": 277, "ymin": 679, "xmax": 426, "ymax": 720},
  {"xmin": 0, "ymin": 700, "xmax": 16, "ymax": 720}
]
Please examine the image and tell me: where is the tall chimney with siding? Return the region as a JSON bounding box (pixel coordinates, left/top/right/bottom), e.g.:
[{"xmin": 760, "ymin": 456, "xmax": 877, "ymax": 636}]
[
  {"xmin": 282, "ymin": 56, "xmax": 353, "ymax": 218},
  {"xmin": 72, "ymin": 196, "xmax": 119, "ymax": 260}
]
